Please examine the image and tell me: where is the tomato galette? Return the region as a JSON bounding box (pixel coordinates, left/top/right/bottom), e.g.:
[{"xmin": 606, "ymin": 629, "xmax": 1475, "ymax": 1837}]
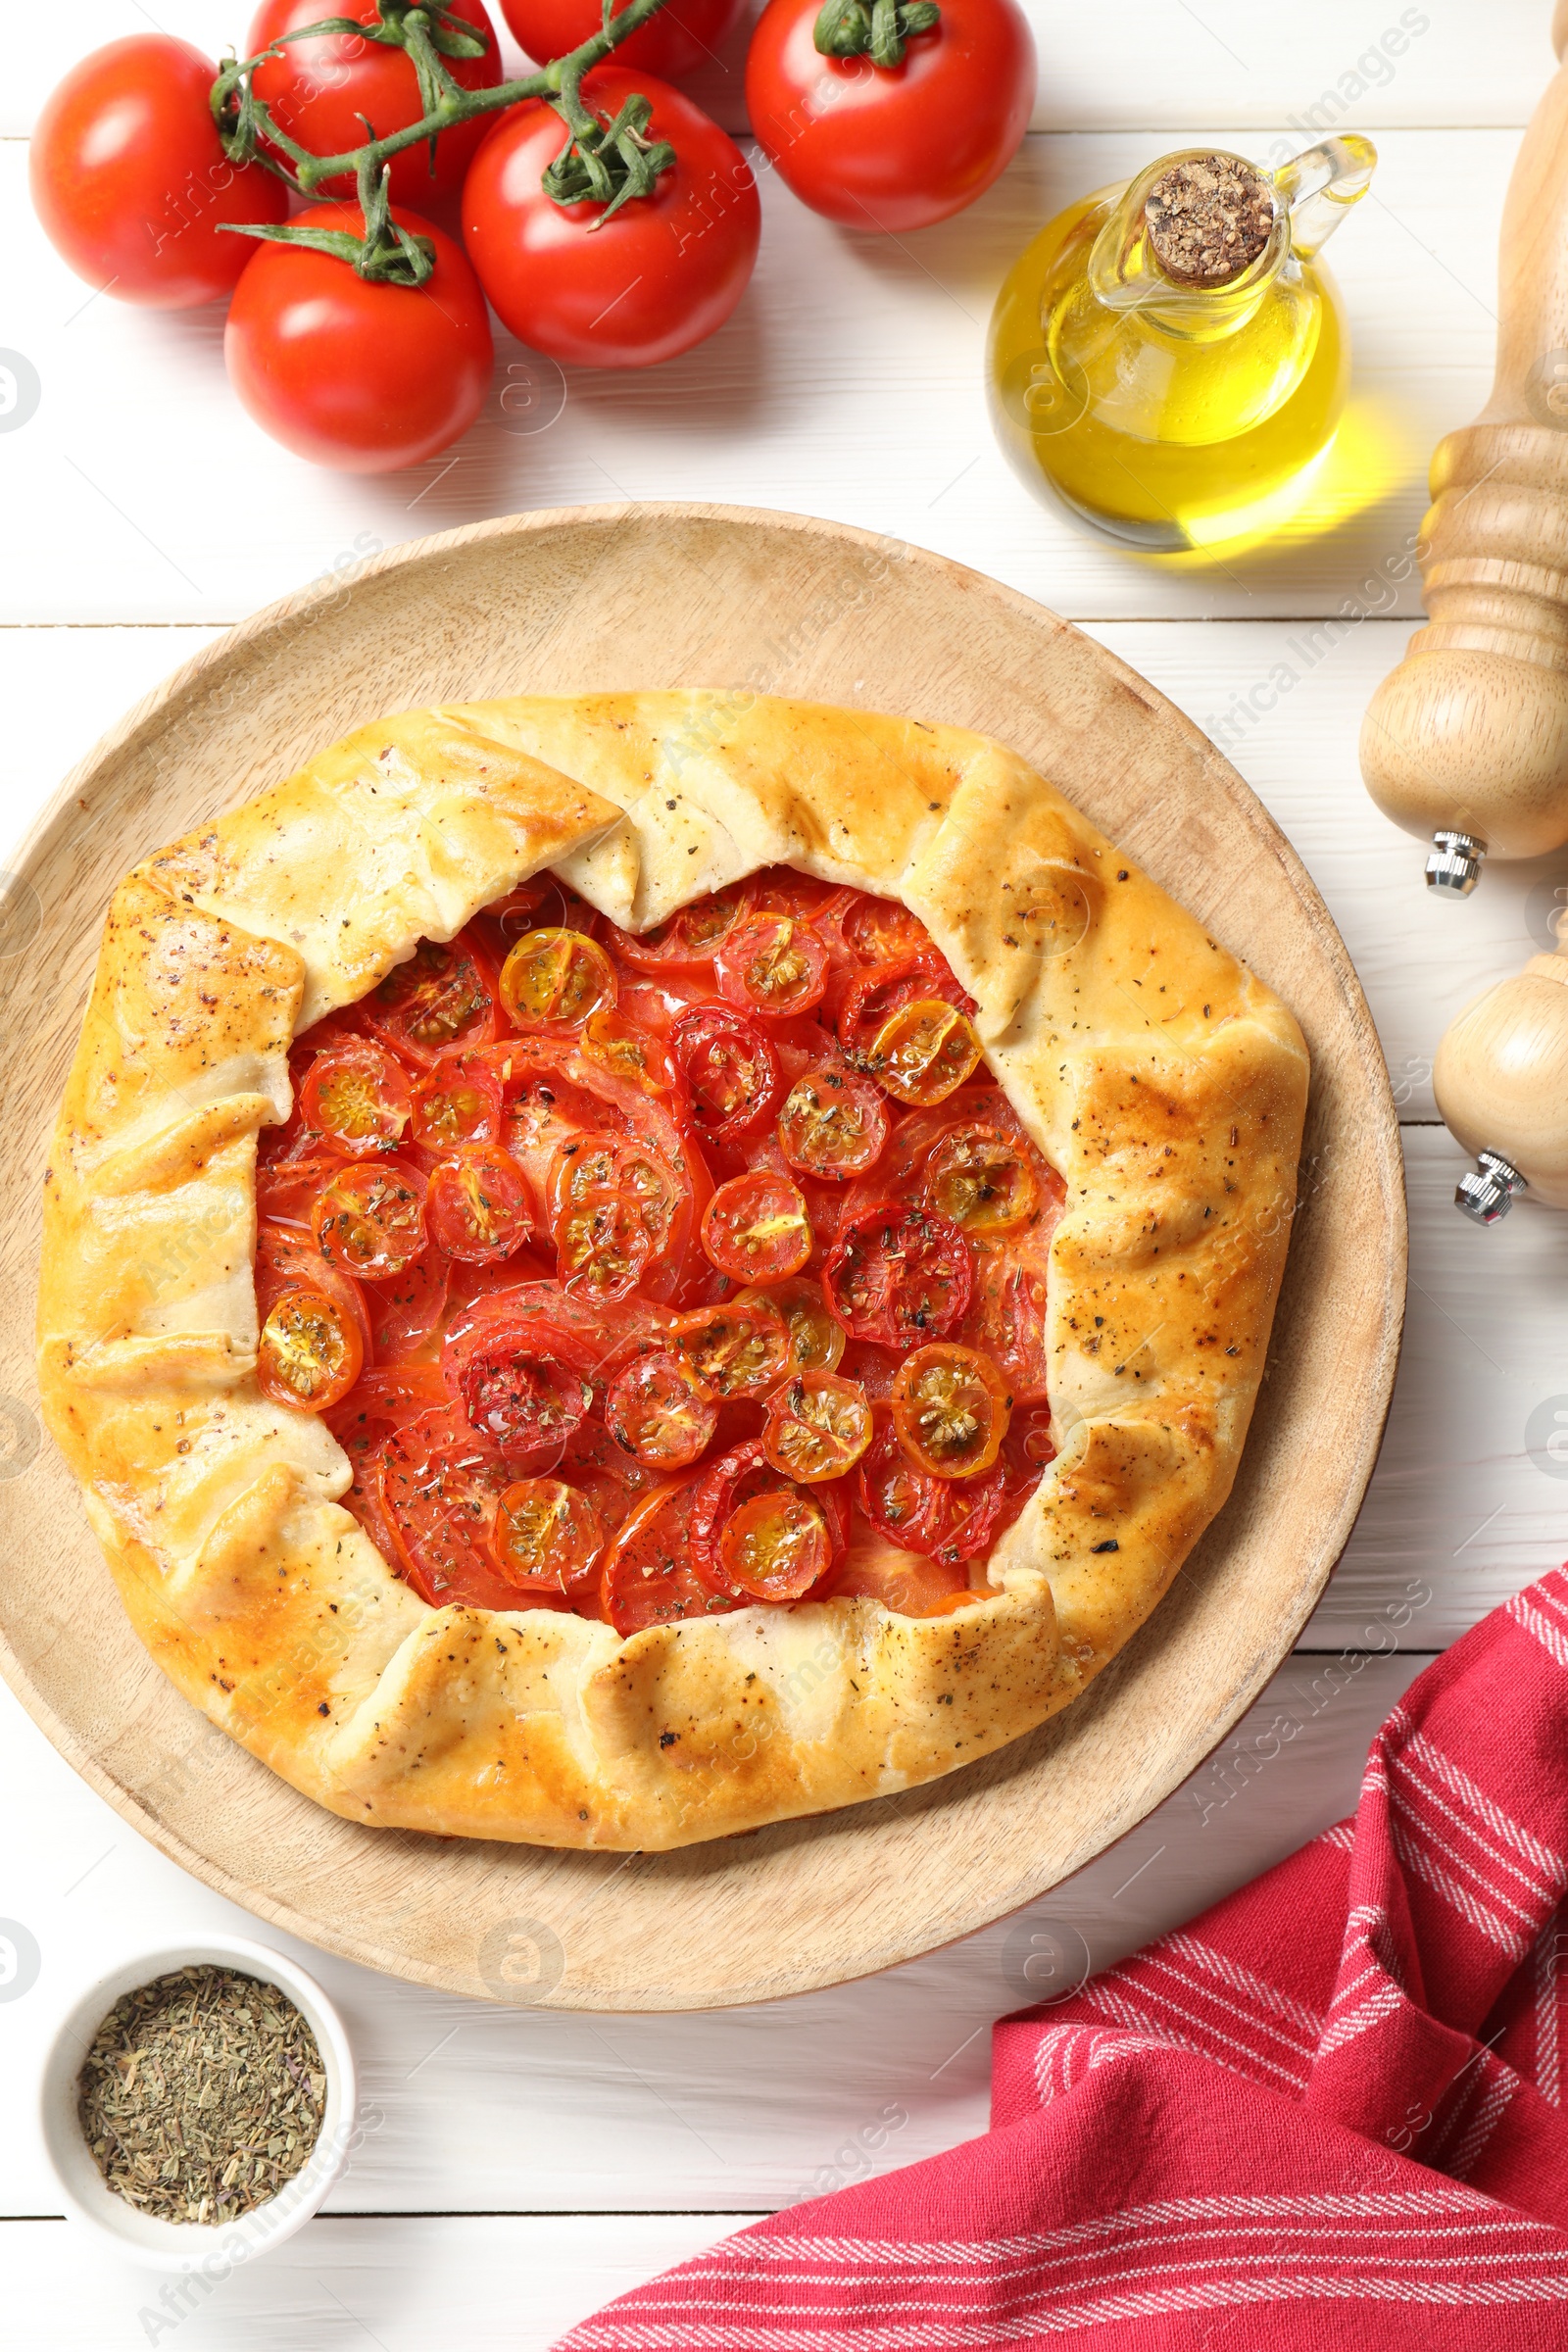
[{"xmin": 38, "ymin": 693, "xmax": 1308, "ymax": 1850}]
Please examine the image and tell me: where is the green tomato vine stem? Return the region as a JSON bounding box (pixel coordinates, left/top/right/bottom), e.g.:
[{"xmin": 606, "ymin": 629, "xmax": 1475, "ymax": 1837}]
[{"xmin": 212, "ymin": 0, "xmax": 680, "ymax": 283}]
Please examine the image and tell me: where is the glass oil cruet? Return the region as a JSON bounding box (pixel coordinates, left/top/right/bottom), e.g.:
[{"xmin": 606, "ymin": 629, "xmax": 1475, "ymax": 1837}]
[{"xmin": 987, "ymin": 138, "xmax": 1377, "ymax": 551}]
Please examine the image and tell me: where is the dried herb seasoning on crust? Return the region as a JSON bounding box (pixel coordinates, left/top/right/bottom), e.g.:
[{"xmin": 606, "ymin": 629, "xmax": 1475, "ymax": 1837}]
[
  {"xmin": 36, "ymin": 692, "xmax": 1309, "ymax": 1852},
  {"xmin": 77, "ymin": 1967, "xmax": 326, "ymax": 2224}
]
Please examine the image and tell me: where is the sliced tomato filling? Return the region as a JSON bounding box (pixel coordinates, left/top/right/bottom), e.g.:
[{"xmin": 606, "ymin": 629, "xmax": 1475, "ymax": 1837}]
[{"xmin": 255, "ymin": 867, "xmax": 1067, "ymax": 1624}]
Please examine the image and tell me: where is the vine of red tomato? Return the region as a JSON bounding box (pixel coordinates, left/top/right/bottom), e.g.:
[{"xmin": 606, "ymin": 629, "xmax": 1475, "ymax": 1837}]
[{"xmin": 30, "ymin": 0, "xmax": 1035, "ymax": 468}]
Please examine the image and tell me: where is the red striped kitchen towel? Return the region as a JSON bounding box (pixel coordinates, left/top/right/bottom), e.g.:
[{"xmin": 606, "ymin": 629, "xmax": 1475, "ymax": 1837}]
[{"xmin": 558, "ymin": 1567, "xmax": 1568, "ymax": 2348}]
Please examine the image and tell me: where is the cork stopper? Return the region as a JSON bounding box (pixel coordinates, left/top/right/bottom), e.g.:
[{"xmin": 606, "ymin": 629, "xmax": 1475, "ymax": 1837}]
[{"xmin": 1144, "ymin": 155, "xmax": 1274, "ymax": 287}]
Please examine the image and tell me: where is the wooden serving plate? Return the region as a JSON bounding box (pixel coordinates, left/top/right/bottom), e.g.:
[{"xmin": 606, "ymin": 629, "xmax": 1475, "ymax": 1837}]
[{"xmin": 0, "ymin": 504, "xmax": 1405, "ymax": 2012}]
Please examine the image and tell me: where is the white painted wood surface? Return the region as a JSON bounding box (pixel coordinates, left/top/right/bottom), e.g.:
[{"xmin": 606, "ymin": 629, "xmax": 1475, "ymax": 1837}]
[{"xmin": 4, "ymin": 5, "xmax": 1568, "ymax": 2342}]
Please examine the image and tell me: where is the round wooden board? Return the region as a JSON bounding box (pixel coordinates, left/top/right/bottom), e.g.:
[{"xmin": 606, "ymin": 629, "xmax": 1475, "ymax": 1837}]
[{"xmin": 0, "ymin": 504, "xmax": 1405, "ymax": 2013}]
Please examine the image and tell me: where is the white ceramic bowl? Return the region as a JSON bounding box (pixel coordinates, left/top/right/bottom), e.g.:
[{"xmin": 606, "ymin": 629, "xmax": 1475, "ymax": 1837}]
[{"xmin": 39, "ymin": 1935, "xmax": 358, "ymax": 2272}]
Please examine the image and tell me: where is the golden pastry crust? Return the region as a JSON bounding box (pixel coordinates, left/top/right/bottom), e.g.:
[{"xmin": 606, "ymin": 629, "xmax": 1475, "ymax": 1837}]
[{"xmin": 37, "ymin": 693, "xmax": 1308, "ymax": 1850}]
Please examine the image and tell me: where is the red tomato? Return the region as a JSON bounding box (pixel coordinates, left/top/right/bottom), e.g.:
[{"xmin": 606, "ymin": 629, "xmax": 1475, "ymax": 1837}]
[
  {"xmin": 500, "ymin": 928, "xmax": 617, "ymax": 1033},
  {"xmin": 777, "ymin": 1064, "xmax": 889, "ymax": 1180},
  {"xmin": 448, "ymin": 1316, "xmax": 595, "ymax": 1470},
  {"xmin": 247, "ymin": 0, "xmax": 503, "ymax": 204},
  {"xmin": 668, "ymin": 1296, "xmax": 791, "ymax": 1397},
  {"xmin": 841, "ymin": 896, "xmax": 936, "ymax": 963},
  {"xmin": 700, "ymin": 1170, "xmax": 813, "ymax": 1283},
  {"xmin": 761, "ymin": 1370, "xmax": 871, "ymax": 1483},
  {"xmin": 410, "ymin": 1054, "xmax": 505, "ymax": 1151},
  {"xmin": 579, "ymin": 1010, "xmax": 678, "ymax": 1097},
  {"xmin": 669, "ymin": 1004, "xmax": 782, "ymax": 1142},
  {"xmin": 490, "ymin": 1478, "xmax": 605, "ymax": 1595},
  {"xmin": 314, "ymin": 1157, "xmax": 428, "ymax": 1280},
  {"xmin": 375, "ymin": 1402, "xmax": 527, "ymax": 1609},
  {"xmin": 858, "ymin": 1412, "xmax": 1007, "ymax": 1562},
  {"xmin": 500, "ymin": 0, "xmax": 745, "ymax": 80},
  {"xmin": 923, "ymin": 1122, "xmax": 1039, "ymax": 1235},
  {"xmin": 838, "ymin": 954, "xmax": 970, "ymax": 1060},
  {"xmin": 257, "ymin": 1151, "xmax": 343, "ymax": 1229},
  {"xmin": 600, "ymin": 1476, "xmax": 741, "ymax": 1636},
  {"xmin": 612, "ymin": 883, "xmax": 755, "ymax": 970},
  {"xmin": 871, "ymin": 998, "xmax": 983, "ymax": 1104},
  {"xmin": 744, "ymin": 0, "xmax": 1034, "ymax": 231},
  {"xmin": 462, "ymin": 68, "xmax": 760, "ymax": 368},
  {"xmin": 714, "ymin": 914, "xmax": 828, "ymax": 1021},
  {"xmin": 830, "ymin": 1534, "xmax": 973, "ymax": 1616},
  {"xmin": 823, "ymin": 1200, "xmax": 972, "ymax": 1347},
  {"xmin": 691, "ymin": 1437, "xmax": 848, "ymax": 1597},
  {"xmin": 764, "ymin": 1278, "xmax": 846, "ymax": 1374},
  {"xmin": 299, "ymin": 1038, "xmax": 413, "ymax": 1154},
  {"xmin": 29, "ymin": 36, "xmax": 288, "ymax": 307},
  {"xmin": 890, "ymin": 1342, "xmax": 1010, "ymax": 1478},
  {"xmin": 718, "ymin": 1489, "xmax": 832, "ymax": 1600},
  {"xmin": 364, "ymin": 928, "xmax": 502, "ymax": 1068},
  {"xmin": 367, "ymin": 1250, "xmax": 452, "ymax": 1363},
  {"xmin": 426, "ymin": 1144, "xmax": 535, "ymax": 1263},
  {"xmin": 605, "ymin": 1348, "xmax": 719, "ymax": 1469},
  {"xmin": 225, "ymin": 203, "xmax": 493, "ymax": 472},
  {"xmin": 257, "ymin": 1289, "xmax": 366, "ymax": 1410},
  {"xmin": 254, "ymin": 1218, "xmax": 372, "ymax": 1353}
]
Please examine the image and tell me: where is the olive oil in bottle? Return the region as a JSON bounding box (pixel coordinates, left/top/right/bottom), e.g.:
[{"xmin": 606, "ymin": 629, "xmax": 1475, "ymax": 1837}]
[{"xmin": 988, "ymin": 139, "xmax": 1376, "ymax": 551}]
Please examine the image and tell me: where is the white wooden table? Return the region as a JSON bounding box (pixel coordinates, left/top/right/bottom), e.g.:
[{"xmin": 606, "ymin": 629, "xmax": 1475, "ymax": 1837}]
[{"xmin": 6, "ymin": 4, "xmax": 1568, "ymax": 2340}]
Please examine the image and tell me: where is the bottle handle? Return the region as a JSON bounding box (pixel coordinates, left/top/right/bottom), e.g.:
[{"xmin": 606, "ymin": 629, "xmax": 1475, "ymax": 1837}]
[{"xmin": 1273, "ymin": 133, "xmax": 1377, "ymax": 262}]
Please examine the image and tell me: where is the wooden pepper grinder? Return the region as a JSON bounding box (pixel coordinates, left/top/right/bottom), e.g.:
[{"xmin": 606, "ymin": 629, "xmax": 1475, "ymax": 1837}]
[
  {"xmin": 1435, "ymin": 935, "xmax": 1568, "ymax": 1220},
  {"xmin": 1361, "ymin": 1, "xmax": 1568, "ymax": 895}
]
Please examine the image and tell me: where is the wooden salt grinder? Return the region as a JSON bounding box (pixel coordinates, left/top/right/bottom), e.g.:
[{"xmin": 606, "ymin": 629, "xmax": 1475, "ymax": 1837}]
[
  {"xmin": 1361, "ymin": 1, "xmax": 1568, "ymax": 896},
  {"xmin": 1435, "ymin": 938, "xmax": 1568, "ymax": 1220}
]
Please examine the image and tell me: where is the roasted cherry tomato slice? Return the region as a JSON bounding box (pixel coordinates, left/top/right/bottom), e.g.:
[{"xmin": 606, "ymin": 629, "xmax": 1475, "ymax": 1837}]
[
  {"xmin": 668, "ymin": 1004, "xmax": 781, "ymax": 1140},
  {"xmin": 891, "ymin": 1343, "xmax": 1011, "ymax": 1479},
  {"xmin": 613, "ymin": 883, "xmax": 755, "ymax": 968},
  {"xmin": 490, "ymin": 1478, "xmax": 604, "ymax": 1595},
  {"xmin": 830, "ymin": 1539, "xmax": 975, "ymax": 1618},
  {"xmin": 257, "ymin": 1289, "xmax": 365, "ymax": 1410},
  {"xmin": 700, "ymin": 1170, "xmax": 812, "ymax": 1283},
  {"xmin": 375, "ymin": 1403, "xmax": 522, "ymax": 1610},
  {"xmin": 823, "ymin": 1200, "xmax": 973, "ymax": 1348},
  {"xmin": 298, "ymin": 1038, "xmax": 412, "ymax": 1155},
  {"xmin": 713, "ymin": 914, "xmax": 828, "ymax": 1021},
  {"xmin": 500, "ymin": 927, "xmax": 617, "ymax": 1034},
  {"xmin": 718, "ymin": 1489, "xmax": 831, "ymax": 1600},
  {"xmin": 762, "ymin": 1370, "xmax": 872, "ymax": 1483},
  {"xmin": 451, "ymin": 1321, "xmax": 594, "ymax": 1472},
  {"xmin": 692, "ymin": 1436, "xmax": 848, "ymax": 1597},
  {"xmin": 549, "ymin": 1131, "xmax": 683, "ymax": 1258},
  {"xmin": 368, "ymin": 1249, "xmax": 452, "ymax": 1364},
  {"xmin": 871, "ymin": 1000, "xmax": 984, "ymax": 1106},
  {"xmin": 425, "ymin": 1144, "xmax": 534, "ymax": 1264},
  {"xmin": 777, "ymin": 1065, "xmax": 890, "ymax": 1181},
  {"xmin": 313, "ymin": 1157, "xmax": 428, "ymax": 1281},
  {"xmin": 605, "ymin": 1348, "xmax": 719, "ymax": 1469},
  {"xmin": 760, "ymin": 1277, "xmax": 846, "ymax": 1374},
  {"xmin": 929, "ymin": 1463, "xmax": 1010, "ymax": 1564},
  {"xmin": 410, "ymin": 1054, "xmax": 504, "ymax": 1150},
  {"xmin": 840, "ymin": 897, "xmax": 937, "ymax": 964},
  {"xmin": 556, "ymin": 1191, "xmax": 656, "ymax": 1304},
  {"xmin": 669, "ymin": 1296, "xmax": 791, "ymax": 1397},
  {"xmin": 366, "ymin": 929, "xmax": 499, "ymax": 1067},
  {"xmin": 254, "ymin": 1218, "xmax": 372, "ymax": 1349},
  {"xmin": 580, "ymin": 1008, "xmax": 676, "ymax": 1095},
  {"xmin": 601, "ymin": 1477, "xmax": 741, "ymax": 1637},
  {"xmin": 857, "ymin": 1414, "xmax": 945, "ymax": 1550},
  {"xmin": 838, "ymin": 954, "xmax": 968, "ymax": 1059},
  {"xmin": 924, "ymin": 1122, "xmax": 1039, "ymax": 1236}
]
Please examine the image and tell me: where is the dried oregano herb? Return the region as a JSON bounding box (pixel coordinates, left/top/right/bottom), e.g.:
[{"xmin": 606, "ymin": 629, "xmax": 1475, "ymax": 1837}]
[{"xmin": 76, "ymin": 1966, "xmax": 327, "ymax": 2225}]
